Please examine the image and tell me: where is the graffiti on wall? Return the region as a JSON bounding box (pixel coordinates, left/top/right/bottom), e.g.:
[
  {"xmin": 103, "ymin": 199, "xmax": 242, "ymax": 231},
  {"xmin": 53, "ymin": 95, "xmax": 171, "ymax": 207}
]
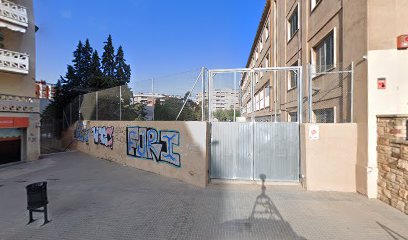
[
  {"xmin": 126, "ymin": 127, "xmax": 181, "ymax": 167},
  {"xmin": 74, "ymin": 121, "xmax": 89, "ymax": 143},
  {"xmin": 92, "ymin": 126, "xmax": 114, "ymax": 148}
]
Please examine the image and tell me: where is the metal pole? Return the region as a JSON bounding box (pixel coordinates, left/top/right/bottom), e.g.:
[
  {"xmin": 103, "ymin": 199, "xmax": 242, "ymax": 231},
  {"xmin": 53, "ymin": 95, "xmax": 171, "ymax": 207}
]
[
  {"xmin": 152, "ymin": 78, "xmax": 155, "ymax": 121},
  {"xmin": 119, "ymin": 86, "xmax": 122, "ymax": 121},
  {"xmin": 350, "ymin": 62, "xmax": 354, "ymax": 123},
  {"xmin": 308, "ymin": 64, "xmax": 313, "ymax": 123},
  {"xmin": 208, "ymin": 72, "xmax": 213, "ymax": 121},
  {"xmin": 201, "ymin": 67, "xmax": 205, "ymax": 122},
  {"xmin": 176, "ymin": 70, "xmax": 203, "ymax": 120},
  {"xmin": 78, "ymin": 95, "xmax": 81, "ymax": 121},
  {"xmin": 274, "ymin": 72, "xmax": 277, "ymax": 122},
  {"xmin": 233, "ymin": 72, "xmax": 237, "ymax": 122},
  {"xmin": 298, "ymin": 67, "xmax": 303, "ymax": 124},
  {"xmin": 251, "ymin": 70, "xmax": 255, "ymax": 123},
  {"xmin": 96, "ymin": 91, "xmax": 98, "ymax": 120}
]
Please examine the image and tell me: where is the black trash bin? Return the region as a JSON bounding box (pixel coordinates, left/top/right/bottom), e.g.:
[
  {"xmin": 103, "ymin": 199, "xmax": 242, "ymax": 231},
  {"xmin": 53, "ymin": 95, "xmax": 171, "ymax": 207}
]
[{"xmin": 26, "ymin": 181, "xmax": 49, "ymax": 224}]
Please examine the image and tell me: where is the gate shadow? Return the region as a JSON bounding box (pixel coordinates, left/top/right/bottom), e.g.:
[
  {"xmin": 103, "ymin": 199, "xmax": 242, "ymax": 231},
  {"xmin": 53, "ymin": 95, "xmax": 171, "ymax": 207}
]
[{"xmin": 219, "ymin": 174, "xmax": 306, "ymax": 239}]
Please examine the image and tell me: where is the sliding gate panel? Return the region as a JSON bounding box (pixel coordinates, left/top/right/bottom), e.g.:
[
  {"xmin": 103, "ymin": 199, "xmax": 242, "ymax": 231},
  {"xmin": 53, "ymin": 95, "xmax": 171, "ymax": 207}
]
[
  {"xmin": 210, "ymin": 122, "xmax": 252, "ymax": 180},
  {"xmin": 210, "ymin": 122, "xmax": 300, "ymax": 181},
  {"xmin": 254, "ymin": 123, "xmax": 299, "ymax": 181}
]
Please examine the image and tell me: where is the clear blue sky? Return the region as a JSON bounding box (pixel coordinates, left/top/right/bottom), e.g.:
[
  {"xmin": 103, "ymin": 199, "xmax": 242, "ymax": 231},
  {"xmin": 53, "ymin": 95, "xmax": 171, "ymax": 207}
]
[{"xmin": 35, "ymin": 0, "xmax": 265, "ymax": 94}]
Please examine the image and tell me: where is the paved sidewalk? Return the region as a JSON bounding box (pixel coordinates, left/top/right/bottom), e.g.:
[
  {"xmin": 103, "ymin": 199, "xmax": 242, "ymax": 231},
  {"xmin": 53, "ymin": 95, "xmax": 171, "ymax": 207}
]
[{"xmin": 0, "ymin": 151, "xmax": 407, "ymax": 240}]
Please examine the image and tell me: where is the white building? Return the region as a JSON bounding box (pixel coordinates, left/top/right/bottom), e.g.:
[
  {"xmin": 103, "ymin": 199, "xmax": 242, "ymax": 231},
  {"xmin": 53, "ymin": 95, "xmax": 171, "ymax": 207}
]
[{"xmin": 197, "ymin": 89, "xmax": 240, "ymax": 111}]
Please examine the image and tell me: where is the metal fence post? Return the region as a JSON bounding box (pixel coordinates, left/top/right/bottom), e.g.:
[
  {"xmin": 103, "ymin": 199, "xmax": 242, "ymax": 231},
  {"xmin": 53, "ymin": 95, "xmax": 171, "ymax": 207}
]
[
  {"xmin": 78, "ymin": 95, "xmax": 81, "ymax": 121},
  {"xmin": 119, "ymin": 86, "xmax": 122, "ymax": 121},
  {"xmin": 233, "ymin": 72, "xmax": 237, "ymax": 122},
  {"xmin": 152, "ymin": 78, "xmax": 155, "ymax": 121},
  {"xmin": 251, "ymin": 70, "xmax": 255, "ymax": 123},
  {"xmin": 208, "ymin": 72, "xmax": 213, "ymax": 121},
  {"xmin": 350, "ymin": 62, "xmax": 354, "ymax": 123},
  {"xmin": 308, "ymin": 64, "xmax": 313, "ymax": 123},
  {"xmin": 298, "ymin": 66, "xmax": 303, "ymax": 124},
  {"xmin": 201, "ymin": 67, "xmax": 205, "ymax": 122},
  {"xmin": 96, "ymin": 91, "xmax": 98, "ymax": 120}
]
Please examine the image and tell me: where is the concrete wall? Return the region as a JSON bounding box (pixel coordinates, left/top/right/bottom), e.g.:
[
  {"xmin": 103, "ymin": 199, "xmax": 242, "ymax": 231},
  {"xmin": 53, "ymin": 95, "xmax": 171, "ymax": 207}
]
[
  {"xmin": 301, "ymin": 123, "xmax": 357, "ymax": 192},
  {"xmin": 64, "ymin": 121, "xmax": 209, "ymax": 188},
  {"xmin": 377, "ymin": 115, "xmax": 408, "ymax": 214}
]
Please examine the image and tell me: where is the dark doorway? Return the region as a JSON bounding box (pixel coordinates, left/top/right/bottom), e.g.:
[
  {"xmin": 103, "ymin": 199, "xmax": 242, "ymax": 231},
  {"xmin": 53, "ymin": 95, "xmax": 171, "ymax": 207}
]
[{"xmin": 0, "ymin": 139, "xmax": 21, "ymax": 165}]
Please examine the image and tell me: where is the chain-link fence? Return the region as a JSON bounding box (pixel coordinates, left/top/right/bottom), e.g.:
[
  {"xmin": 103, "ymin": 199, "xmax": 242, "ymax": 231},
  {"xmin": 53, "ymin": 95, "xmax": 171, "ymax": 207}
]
[
  {"xmin": 62, "ymin": 69, "xmax": 205, "ymax": 129},
  {"xmin": 62, "ymin": 85, "xmax": 139, "ymax": 129},
  {"xmin": 308, "ymin": 63, "xmax": 353, "ymax": 123}
]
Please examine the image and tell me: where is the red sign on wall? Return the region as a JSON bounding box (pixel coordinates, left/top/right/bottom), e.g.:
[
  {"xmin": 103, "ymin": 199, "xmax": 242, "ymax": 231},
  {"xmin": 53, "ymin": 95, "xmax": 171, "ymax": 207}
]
[
  {"xmin": 0, "ymin": 117, "xmax": 29, "ymax": 128},
  {"xmin": 377, "ymin": 78, "xmax": 386, "ymax": 90}
]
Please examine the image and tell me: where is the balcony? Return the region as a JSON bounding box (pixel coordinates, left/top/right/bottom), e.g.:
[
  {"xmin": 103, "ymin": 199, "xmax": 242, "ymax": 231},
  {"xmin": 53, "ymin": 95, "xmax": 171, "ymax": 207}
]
[
  {"xmin": 0, "ymin": 48, "xmax": 29, "ymax": 74},
  {"xmin": 0, "ymin": 0, "xmax": 28, "ymax": 32},
  {"xmin": 0, "ymin": 94, "xmax": 39, "ymax": 113}
]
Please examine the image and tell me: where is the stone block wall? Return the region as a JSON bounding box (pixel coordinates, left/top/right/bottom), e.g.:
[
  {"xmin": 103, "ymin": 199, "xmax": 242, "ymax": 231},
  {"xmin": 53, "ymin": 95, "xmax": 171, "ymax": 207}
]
[{"xmin": 377, "ymin": 115, "xmax": 408, "ymax": 214}]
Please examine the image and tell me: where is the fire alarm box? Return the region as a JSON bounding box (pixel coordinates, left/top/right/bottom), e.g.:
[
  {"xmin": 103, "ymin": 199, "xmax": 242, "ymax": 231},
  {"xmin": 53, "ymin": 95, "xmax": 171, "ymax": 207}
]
[{"xmin": 397, "ymin": 35, "xmax": 408, "ymax": 49}]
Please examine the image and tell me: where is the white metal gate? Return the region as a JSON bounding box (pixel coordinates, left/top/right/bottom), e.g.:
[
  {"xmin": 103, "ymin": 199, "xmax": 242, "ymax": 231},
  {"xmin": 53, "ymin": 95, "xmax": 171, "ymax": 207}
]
[{"xmin": 208, "ymin": 67, "xmax": 302, "ymax": 182}]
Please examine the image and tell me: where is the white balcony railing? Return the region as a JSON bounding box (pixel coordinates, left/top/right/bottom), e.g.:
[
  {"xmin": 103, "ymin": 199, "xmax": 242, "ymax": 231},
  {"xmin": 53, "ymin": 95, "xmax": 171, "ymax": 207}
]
[
  {"xmin": 0, "ymin": 48, "xmax": 29, "ymax": 74},
  {"xmin": 0, "ymin": 0, "xmax": 28, "ymax": 29},
  {"xmin": 0, "ymin": 94, "xmax": 40, "ymax": 113}
]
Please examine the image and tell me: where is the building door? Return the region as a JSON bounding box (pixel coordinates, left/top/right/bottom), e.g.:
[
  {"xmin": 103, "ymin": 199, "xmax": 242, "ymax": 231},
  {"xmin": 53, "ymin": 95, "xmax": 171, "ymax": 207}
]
[{"xmin": 0, "ymin": 128, "xmax": 22, "ymax": 165}]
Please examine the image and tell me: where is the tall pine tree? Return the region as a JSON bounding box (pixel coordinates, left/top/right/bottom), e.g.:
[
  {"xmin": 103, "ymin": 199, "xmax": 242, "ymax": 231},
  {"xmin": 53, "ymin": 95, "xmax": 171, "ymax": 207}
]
[
  {"xmin": 115, "ymin": 46, "xmax": 131, "ymax": 85},
  {"xmin": 101, "ymin": 35, "xmax": 116, "ymax": 86},
  {"xmin": 81, "ymin": 39, "xmax": 93, "ymax": 88},
  {"xmin": 88, "ymin": 50, "xmax": 104, "ymax": 90}
]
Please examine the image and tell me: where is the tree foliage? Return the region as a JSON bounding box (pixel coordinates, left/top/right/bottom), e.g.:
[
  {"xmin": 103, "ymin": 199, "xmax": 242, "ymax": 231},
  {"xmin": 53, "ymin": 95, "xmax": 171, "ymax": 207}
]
[
  {"xmin": 154, "ymin": 94, "xmax": 201, "ymax": 121},
  {"xmin": 213, "ymin": 109, "xmax": 240, "ymax": 122},
  {"xmin": 43, "ymin": 35, "xmax": 140, "ymax": 122}
]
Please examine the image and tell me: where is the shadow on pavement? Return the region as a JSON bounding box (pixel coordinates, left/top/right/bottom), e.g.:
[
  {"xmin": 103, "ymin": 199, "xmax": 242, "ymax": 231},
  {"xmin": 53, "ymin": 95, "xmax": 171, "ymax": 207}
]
[
  {"xmin": 220, "ymin": 174, "xmax": 306, "ymax": 239},
  {"xmin": 377, "ymin": 222, "xmax": 408, "ymax": 240}
]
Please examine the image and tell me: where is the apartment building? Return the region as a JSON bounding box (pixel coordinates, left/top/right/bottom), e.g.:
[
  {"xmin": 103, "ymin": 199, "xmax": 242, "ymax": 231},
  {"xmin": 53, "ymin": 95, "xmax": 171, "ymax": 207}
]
[
  {"xmin": 0, "ymin": 0, "xmax": 39, "ymax": 165},
  {"xmin": 35, "ymin": 80, "xmax": 56, "ymax": 100},
  {"xmin": 242, "ymin": 0, "xmax": 408, "ymax": 198},
  {"xmin": 197, "ymin": 89, "xmax": 240, "ymax": 111}
]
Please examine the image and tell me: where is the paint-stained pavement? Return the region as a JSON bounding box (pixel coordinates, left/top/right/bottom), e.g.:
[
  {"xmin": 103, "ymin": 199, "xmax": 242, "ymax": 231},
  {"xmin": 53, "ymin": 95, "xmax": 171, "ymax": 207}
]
[{"xmin": 0, "ymin": 151, "xmax": 407, "ymax": 240}]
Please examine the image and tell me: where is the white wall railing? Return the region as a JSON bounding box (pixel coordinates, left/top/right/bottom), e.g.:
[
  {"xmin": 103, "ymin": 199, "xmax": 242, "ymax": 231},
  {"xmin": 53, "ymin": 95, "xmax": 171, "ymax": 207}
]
[
  {"xmin": 0, "ymin": 0, "xmax": 28, "ymax": 28},
  {"xmin": 0, "ymin": 48, "xmax": 29, "ymax": 74},
  {"xmin": 0, "ymin": 94, "xmax": 39, "ymax": 113}
]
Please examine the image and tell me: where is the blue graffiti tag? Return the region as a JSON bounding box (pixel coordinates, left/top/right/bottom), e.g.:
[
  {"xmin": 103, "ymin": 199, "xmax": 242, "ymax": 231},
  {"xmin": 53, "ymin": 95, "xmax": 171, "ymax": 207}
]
[
  {"xmin": 126, "ymin": 127, "xmax": 181, "ymax": 167},
  {"xmin": 74, "ymin": 122, "xmax": 89, "ymax": 143}
]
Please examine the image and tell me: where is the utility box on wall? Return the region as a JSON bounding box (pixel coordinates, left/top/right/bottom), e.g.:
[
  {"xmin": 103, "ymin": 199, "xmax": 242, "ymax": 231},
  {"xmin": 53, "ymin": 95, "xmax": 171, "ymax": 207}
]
[{"xmin": 397, "ymin": 35, "xmax": 408, "ymax": 49}]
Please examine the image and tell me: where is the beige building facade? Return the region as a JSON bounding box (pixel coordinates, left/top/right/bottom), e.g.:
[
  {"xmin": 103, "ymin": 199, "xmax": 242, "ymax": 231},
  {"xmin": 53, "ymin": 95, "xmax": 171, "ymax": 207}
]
[
  {"xmin": 242, "ymin": 0, "xmax": 408, "ymax": 198},
  {"xmin": 0, "ymin": 0, "xmax": 39, "ymax": 164}
]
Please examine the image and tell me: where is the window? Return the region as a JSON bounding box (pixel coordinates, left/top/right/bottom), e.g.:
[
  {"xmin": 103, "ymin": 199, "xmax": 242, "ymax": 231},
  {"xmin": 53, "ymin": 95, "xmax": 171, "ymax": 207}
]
[
  {"xmin": 259, "ymin": 90, "xmax": 264, "ymax": 109},
  {"xmin": 311, "ymin": 0, "xmax": 322, "ymax": 11},
  {"xmin": 255, "ymin": 46, "xmax": 259, "ymax": 61},
  {"xmin": 265, "ymin": 84, "xmax": 270, "ymax": 107},
  {"xmin": 288, "ymin": 61, "xmax": 298, "ymax": 90},
  {"xmin": 255, "ymin": 93, "xmax": 260, "ymax": 111},
  {"xmin": 289, "ymin": 112, "xmax": 298, "ymax": 122},
  {"xmin": 313, "ymin": 108, "xmax": 335, "ymax": 123},
  {"xmin": 260, "ymin": 37, "xmax": 263, "ymax": 52},
  {"xmin": 314, "ymin": 31, "xmax": 334, "ymax": 72},
  {"xmin": 288, "ymin": 6, "xmax": 299, "ymax": 40},
  {"xmin": 265, "ymin": 53, "xmax": 270, "ymax": 68},
  {"xmin": 265, "ymin": 19, "xmax": 270, "ymax": 40}
]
